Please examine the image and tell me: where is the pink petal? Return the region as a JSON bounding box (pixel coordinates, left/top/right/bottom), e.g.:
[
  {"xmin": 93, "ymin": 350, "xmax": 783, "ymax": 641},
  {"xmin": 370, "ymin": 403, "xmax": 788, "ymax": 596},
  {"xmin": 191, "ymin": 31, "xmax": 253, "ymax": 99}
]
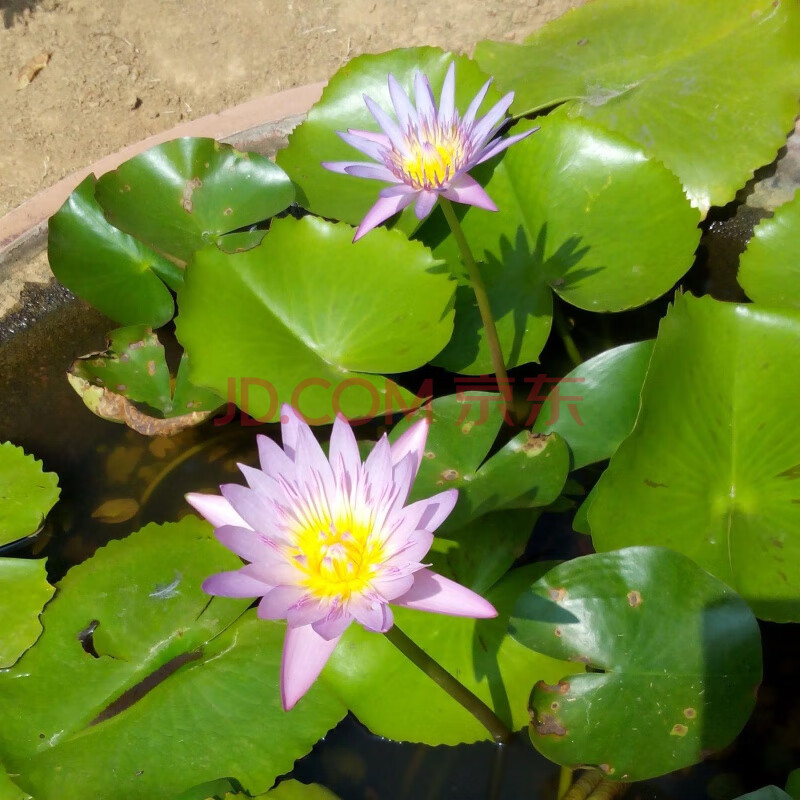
[
  {"xmin": 220, "ymin": 483, "xmax": 273, "ymax": 533},
  {"xmin": 438, "ymin": 62, "xmax": 456, "ymax": 122},
  {"xmin": 279, "ymin": 404, "xmax": 305, "ymax": 460},
  {"xmin": 337, "ymin": 129, "xmax": 388, "ymax": 160},
  {"xmin": 353, "ymin": 191, "xmax": 415, "ymax": 241},
  {"xmin": 442, "ymin": 174, "xmax": 497, "ymax": 212},
  {"xmin": 363, "ymin": 94, "xmax": 409, "ymax": 155},
  {"xmin": 311, "ymin": 605, "xmax": 355, "ymax": 639},
  {"xmin": 390, "ymin": 417, "xmax": 429, "ymax": 473},
  {"xmin": 329, "ymin": 413, "xmax": 362, "ymax": 485},
  {"xmin": 370, "ymin": 570, "xmax": 416, "ymax": 599},
  {"xmin": 414, "ymin": 190, "xmax": 439, "ymax": 220},
  {"xmin": 257, "ymin": 433, "xmax": 296, "ymax": 478},
  {"xmin": 215, "ymin": 524, "xmax": 276, "ymax": 562},
  {"xmin": 281, "ymin": 624, "xmax": 341, "ymax": 710},
  {"xmin": 258, "ymin": 585, "xmax": 310, "ymax": 620},
  {"xmin": 393, "ymin": 568, "xmax": 497, "ymax": 618},
  {"xmin": 363, "ymin": 435, "xmax": 394, "ymax": 499},
  {"xmin": 401, "ymin": 489, "xmax": 459, "ymax": 535},
  {"xmin": 388, "ymin": 73, "xmax": 418, "ymax": 130},
  {"xmin": 347, "ymin": 128, "xmax": 391, "ymax": 146},
  {"xmin": 239, "ymin": 560, "xmax": 301, "ymax": 587},
  {"xmin": 462, "ymin": 77, "xmax": 493, "ymax": 128},
  {"xmin": 383, "ymin": 529, "xmax": 434, "ymax": 567},
  {"xmin": 322, "ymin": 159, "xmax": 381, "ymax": 175},
  {"xmin": 475, "ymin": 128, "xmax": 537, "ymax": 165},
  {"xmin": 470, "ymin": 91, "xmax": 514, "ymax": 146},
  {"xmin": 185, "ymin": 493, "xmax": 249, "ymax": 529},
  {"xmin": 203, "ymin": 569, "xmax": 271, "ymax": 598},
  {"xmin": 344, "ymin": 164, "xmax": 398, "ymax": 182},
  {"xmin": 238, "ymin": 463, "xmax": 286, "ymax": 504},
  {"xmin": 414, "ymin": 71, "xmax": 436, "ymax": 121},
  {"xmin": 350, "ymin": 596, "xmax": 394, "ymax": 632}
]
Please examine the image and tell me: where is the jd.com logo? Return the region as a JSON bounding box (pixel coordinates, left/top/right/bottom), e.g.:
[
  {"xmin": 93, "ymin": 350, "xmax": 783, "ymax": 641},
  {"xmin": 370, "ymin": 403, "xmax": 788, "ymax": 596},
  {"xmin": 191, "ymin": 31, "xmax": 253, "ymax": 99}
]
[{"xmin": 214, "ymin": 374, "xmax": 585, "ymax": 427}]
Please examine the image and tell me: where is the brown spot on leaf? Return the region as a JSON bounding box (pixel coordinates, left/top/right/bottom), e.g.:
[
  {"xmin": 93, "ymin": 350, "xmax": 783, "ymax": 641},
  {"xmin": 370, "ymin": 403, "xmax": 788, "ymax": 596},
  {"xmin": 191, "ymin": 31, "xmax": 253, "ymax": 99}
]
[
  {"xmin": 778, "ymin": 464, "xmax": 800, "ymax": 479},
  {"xmin": 536, "ymin": 680, "xmax": 571, "ymax": 695},
  {"xmin": 550, "ymin": 701, "xmax": 559, "ymax": 710},
  {"xmin": 577, "ymin": 37, "xmax": 589, "ymax": 45},
  {"xmin": 522, "ymin": 431, "xmax": 549, "ymax": 454},
  {"xmin": 548, "ymin": 587, "xmax": 567, "ymax": 602},
  {"xmin": 441, "ymin": 469, "xmax": 459, "ymax": 481},
  {"xmin": 115, "ymin": 384, "xmax": 127, "ymax": 393},
  {"xmin": 683, "ymin": 708, "xmax": 696, "ymax": 719},
  {"xmin": 423, "ymin": 451, "xmax": 435, "ymax": 460},
  {"xmin": 644, "ymin": 479, "xmax": 668, "ymax": 488},
  {"xmin": 671, "ymin": 724, "xmax": 688, "ymax": 737},
  {"xmin": 771, "ymin": 537, "xmax": 784, "ymax": 549},
  {"xmin": 599, "ymin": 764, "xmax": 614, "ymax": 775},
  {"xmin": 568, "ymin": 654, "xmax": 591, "ymax": 665},
  {"xmin": 532, "ymin": 712, "xmax": 566, "ymax": 737},
  {"xmin": 181, "ymin": 177, "xmax": 203, "ymax": 213},
  {"xmin": 147, "ymin": 361, "xmax": 157, "ymax": 376},
  {"xmin": 224, "ymin": 207, "xmax": 233, "ymax": 216},
  {"xmin": 627, "ymin": 590, "xmax": 642, "ymax": 607},
  {"xmin": 554, "ymin": 628, "xmax": 562, "ymax": 637}
]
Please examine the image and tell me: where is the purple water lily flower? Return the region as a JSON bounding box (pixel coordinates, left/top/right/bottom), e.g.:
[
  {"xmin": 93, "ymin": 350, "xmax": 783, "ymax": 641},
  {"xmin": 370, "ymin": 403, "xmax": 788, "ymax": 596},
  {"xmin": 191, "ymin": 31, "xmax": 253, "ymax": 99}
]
[
  {"xmin": 322, "ymin": 61, "xmax": 534, "ymax": 240},
  {"xmin": 187, "ymin": 405, "xmax": 496, "ymax": 710}
]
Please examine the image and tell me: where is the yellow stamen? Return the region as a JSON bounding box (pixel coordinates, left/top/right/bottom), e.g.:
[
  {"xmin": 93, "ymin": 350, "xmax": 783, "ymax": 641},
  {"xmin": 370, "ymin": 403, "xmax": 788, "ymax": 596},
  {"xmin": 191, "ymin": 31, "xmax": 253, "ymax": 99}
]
[
  {"xmin": 291, "ymin": 510, "xmax": 386, "ymax": 601},
  {"xmin": 393, "ymin": 121, "xmax": 469, "ymax": 190}
]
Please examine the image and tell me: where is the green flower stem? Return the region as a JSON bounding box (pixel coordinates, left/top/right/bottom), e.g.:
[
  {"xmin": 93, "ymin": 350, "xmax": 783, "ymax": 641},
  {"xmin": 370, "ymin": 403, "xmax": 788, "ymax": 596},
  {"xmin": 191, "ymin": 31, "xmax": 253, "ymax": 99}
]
[
  {"xmin": 383, "ymin": 624, "xmax": 513, "ymax": 744},
  {"xmin": 439, "ymin": 198, "xmax": 511, "ymax": 400},
  {"xmin": 553, "ymin": 304, "xmax": 583, "ymax": 367},
  {"xmin": 558, "ymin": 767, "xmax": 575, "ymax": 799}
]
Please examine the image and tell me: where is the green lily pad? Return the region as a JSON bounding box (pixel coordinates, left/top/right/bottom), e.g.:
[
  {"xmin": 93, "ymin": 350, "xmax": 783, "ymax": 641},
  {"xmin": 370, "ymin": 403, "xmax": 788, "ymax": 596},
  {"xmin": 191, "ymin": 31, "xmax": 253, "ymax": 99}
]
[
  {"xmin": 0, "ymin": 443, "xmax": 60, "ymax": 548},
  {"xmin": 0, "ymin": 519, "xmax": 346, "ymax": 800},
  {"xmin": 95, "ymin": 138, "xmax": 294, "ymax": 264},
  {"xmin": 277, "ymin": 48, "xmax": 500, "ymax": 235},
  {"xmin": 532, "ymin": 340, "xmax": 654, "ymax": 470},
  {"xmin": 589, "ymin": 294, "xmax": 800, "ymax": 621},
  {"xmin": 0, "ymin": 517, "xmax": 247, "ymax": 765},
  {"xmin": 739, "ymin": 191, "xmax": 800, "ymax": 309},
  {"xmin": 511, "ymin": 547, "xmax": 762, "ymax": 781},
  {"xmin": 68, "ymin": 325, "xmax": 224, "ymax": 435},
  {"xmin": 422, "ymin": 113, "xmax": 698, "ymax": 373},
  {"xmin": 475, "ymin": 0, "xmax": 800, "ymax": 212},
  {"xmin": 10, "ymin": 615, "xmax": 345, "ymax": 800},
  {"xmin": 0, "ymin": 768, "xmax": 32, "ymax": 800},
  {"xmin": 48, "ymin": 175, "xmax": 179, "ymax": 328},
  {"xmin": 0, "ymin": 559, "xmax": 54, "ymax": 669},
  {"xmin": 389, "ymin": 395, "xmax": 568, "ymax": 529},
  {"xmin": 176, "ymin": 216, "xmax": 454, "ymax": 423},
  {"xmin": 322, "ymin": 564, "xmax": 581, "ymax": 745}
]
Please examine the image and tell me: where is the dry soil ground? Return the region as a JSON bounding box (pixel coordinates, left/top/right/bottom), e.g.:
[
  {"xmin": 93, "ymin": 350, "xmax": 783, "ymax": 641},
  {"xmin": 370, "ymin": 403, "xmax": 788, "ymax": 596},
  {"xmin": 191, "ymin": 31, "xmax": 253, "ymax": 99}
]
[{"xmin": 0, "ymin": 0, "xmax": 582, "ymax": 218}]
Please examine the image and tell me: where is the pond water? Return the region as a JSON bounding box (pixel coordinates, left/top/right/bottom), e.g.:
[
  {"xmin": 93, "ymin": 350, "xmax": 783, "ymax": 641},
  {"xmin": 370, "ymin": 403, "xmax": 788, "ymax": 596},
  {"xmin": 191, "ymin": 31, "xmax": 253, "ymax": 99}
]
[{"xmin": 1, "ymin": 214, "xmax": 799, "ymax": 799}]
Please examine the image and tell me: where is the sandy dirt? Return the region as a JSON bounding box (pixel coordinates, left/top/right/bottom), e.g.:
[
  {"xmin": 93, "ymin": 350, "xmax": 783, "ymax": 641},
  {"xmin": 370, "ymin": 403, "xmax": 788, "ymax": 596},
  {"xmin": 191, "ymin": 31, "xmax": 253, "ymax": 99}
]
[{"xmin": 0, "ymin": 0, "xmax": 583, "ymax": 218}]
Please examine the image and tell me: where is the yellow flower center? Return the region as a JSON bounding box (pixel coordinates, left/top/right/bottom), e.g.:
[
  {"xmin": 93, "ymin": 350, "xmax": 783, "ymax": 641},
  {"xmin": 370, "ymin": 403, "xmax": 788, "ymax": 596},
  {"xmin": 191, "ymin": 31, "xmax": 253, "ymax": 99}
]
[
  {"xmin": 292, "ymin": 512, "xmax": 386, "ymax": 601},
  {"xmin": 391, "ymin": 121, "xmax": 470, "ymax": 190}
]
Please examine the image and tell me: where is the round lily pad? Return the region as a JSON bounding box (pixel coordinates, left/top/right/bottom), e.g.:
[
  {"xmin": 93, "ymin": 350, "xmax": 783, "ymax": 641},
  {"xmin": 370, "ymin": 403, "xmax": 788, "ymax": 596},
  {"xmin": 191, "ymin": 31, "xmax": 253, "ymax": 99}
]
[
  {"xmin": 0, "ymin": 443, "xmax": 59, "ymax": 548},
  {"xmin": 511, "ymin": 546, "xmax": 762, "ymax": 781}
]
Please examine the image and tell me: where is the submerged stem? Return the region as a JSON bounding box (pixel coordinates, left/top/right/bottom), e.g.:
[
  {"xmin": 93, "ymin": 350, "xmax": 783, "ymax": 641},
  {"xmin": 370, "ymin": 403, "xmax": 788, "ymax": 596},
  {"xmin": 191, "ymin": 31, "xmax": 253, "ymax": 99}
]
[
  {"xmin": 439, "ymin": 198, "xmax": 511, "ymax": 401},
  {"xmin": 383, "ymin": 624, "xmax": 513, "ymax": 744},
  {"xmin": 553, "ymin": 304, "xmax": 582, "ymax": 368}
]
